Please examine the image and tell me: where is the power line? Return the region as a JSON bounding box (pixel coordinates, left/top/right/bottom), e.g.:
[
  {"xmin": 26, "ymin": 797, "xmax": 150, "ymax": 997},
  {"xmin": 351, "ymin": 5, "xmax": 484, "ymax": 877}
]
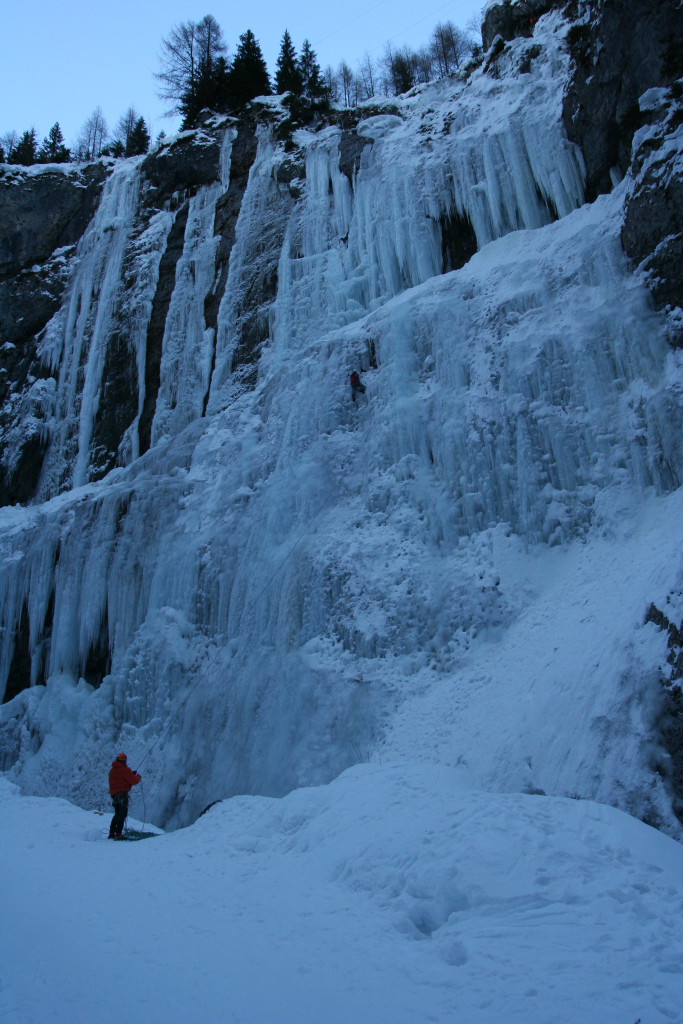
[
  {"xmin": 313, "ymin": 0, "xmax": 471, "ymax": 64},
  {"xmin": 313, "ymin": 0, "xmax": 393, "ymax": 47},
  {"xmin": 375, "ymin": 0, "xmax": 465, "ymax": 55}
]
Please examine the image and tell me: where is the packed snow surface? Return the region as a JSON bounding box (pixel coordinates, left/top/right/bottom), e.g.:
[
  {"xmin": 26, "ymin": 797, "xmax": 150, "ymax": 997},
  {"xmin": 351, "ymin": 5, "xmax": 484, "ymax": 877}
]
[{"xmin": 2, "ymin": 765, "xmax": 682, "ymax": 1024}]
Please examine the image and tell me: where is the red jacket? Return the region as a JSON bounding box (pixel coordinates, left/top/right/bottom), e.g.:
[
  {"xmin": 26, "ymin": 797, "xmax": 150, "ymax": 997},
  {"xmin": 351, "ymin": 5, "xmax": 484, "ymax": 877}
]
[{"xmin": 109, "ymin": 759, "xmax": 141, "ymax": 795}]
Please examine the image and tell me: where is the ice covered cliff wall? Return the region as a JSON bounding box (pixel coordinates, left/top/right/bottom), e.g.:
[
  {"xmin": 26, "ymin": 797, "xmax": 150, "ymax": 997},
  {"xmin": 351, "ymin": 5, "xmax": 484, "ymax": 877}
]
[{"xmin": 1, "ymin": 1, "xmax": 682, "ymax": 832}]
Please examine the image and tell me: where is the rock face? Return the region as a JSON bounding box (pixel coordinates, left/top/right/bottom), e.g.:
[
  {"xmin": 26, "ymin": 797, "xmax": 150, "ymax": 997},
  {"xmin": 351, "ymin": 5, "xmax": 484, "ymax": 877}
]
[
  {"xmin": 562, "ymin": 0, "xmax": 683, "ymax": 200},
  {"xmin": 0, "ymin": 162, "xmax": 110, "ymax": 277},
  {"xmin": 0, "ymin": 111, "xmax": 387, "ymax": 502},
  {"xmin": 0, "ymin": 121, "xmax": 243, "ymax": 497},
  {"xmin": 482, "ymin": 0, "xmax": 560, "ymax": 51},
  {"xmin": 0, "ymin": 163, "xmax": 111, "ymax": 504},
  {"xmin": 485, "ymin": 0, "xmax": 683, "ymax": 202},
  {"xmin": 622, "ymin": 87, "xmax": 683, "ymax": 341}
]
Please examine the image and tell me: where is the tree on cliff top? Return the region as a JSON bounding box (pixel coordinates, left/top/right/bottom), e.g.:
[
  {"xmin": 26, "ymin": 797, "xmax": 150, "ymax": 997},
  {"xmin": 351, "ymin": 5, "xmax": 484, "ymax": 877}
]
[
  {"xmin": 128, "ymin": 117, "xmax": 151, "ymax": 156},
  {"xmin": 74, "ymin": 108, "xmax": 108, "ymax": 162},
  {"xmin": 156, "ymin": 14, "xmax": 227, "ymax": 121},
  {"xmin": 9, "ymin": 129, "xmax": 38, "ymax": 165},
  {"xmin": 0, "ymin": 131, "xmax": 18, "ymax": 163},
  {"xmin": 111, "ymin": 109, "xmax": 150, "ymax": 157},
  {"xmin": 39, "ymin": 123, "xmax": 70, "ymax": 163},
  {"xmin": 430, "ymin": 21, "xmax": 472, "ymax": 74},
  {"xmin": 225, "ymin": 30, "xmax": 271, "ymax": 108},
  {"xmin": 276, "ymin": 30, "xmax": 303, "ymax": 96},
  {"xmin": 299, "ymin": 39, "xmax": 327, "ymax": 105}
]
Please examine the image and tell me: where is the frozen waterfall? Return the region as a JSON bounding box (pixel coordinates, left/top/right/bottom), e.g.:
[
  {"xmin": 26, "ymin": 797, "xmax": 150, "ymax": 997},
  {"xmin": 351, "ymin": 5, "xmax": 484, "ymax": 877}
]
[{"xmin": 0, "ymin": 8, "xmax": 681, "ymax": 834}]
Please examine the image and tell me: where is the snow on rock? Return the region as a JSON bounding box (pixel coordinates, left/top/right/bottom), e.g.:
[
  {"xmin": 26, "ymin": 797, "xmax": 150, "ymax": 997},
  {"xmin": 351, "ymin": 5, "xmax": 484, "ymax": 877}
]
[{"xmin": 1, "ymin": 764, "xmax": 682, "ymax": 1024}]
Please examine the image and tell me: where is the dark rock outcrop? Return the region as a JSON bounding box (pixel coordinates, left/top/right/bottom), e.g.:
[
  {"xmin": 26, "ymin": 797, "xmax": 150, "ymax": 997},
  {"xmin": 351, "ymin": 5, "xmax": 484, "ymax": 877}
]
[
  {"xmin": 0, "ymin": 162, "xmax": 110, "ymax": 359},
  {"xmin": 0, "ymin": 163, "xmax": 111, "ymax": 504},
  {"xmin": 622, "ymin": 88, "xmax": 683, "ymax": 339},
  {"xmin": 338, "ymin": 130, "xmax": 371, "ymax": 184},
  {"xmin": 141, "ymin": 121, "xmax": 227, "ymax": 206},
  {"xmin": 108, "ymin": 121, "xmax": 234, "ymax": 464},
  {"xmin": 645, "ymin": 601, "xmax": 683, "ymax": 824},
  {"xmin": 563, "ymin": 0, "xmax": 683, "ymax": 201},
  {"xmin": 0, "ymin": 121, "xmax": 237, "ymax": 496},
  {"xmin": 441, "ymin": 209, "xmax": 478, "ymax": 273},
  {"xmin": 202, "ymin": 122, "xmax": 259, "ymax": 398},
  {"xmin": 0, "ymin": 162, "xmax": 110, "ymax": 276},
  {"xmin": 482, "ymin": 0, "xmax": 560, "ymax": 51},
  {"xmin": 137, "ymin": 203, "xmax": 191, "ymax": 456}
]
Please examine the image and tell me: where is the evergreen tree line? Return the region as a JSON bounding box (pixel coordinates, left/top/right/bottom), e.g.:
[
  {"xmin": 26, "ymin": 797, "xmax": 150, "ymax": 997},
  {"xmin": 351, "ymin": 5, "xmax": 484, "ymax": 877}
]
[
  {"xmin": 160, "ymin": 16, "xmax": 479, "ymax": 130},
  {"xmin": 156, "ymin": 17, "xmax": 327, "ymax": 128},
  {"xmin": 1, "ymin": 123, "xmax": 71, "ymax": 166},
  {"xmin": 1, "ymin": 108, "xmax": 151, "ymax": 167},
  {"xmin": 1, "ymin": 14, "xmax": 479, "ymax": 165}
]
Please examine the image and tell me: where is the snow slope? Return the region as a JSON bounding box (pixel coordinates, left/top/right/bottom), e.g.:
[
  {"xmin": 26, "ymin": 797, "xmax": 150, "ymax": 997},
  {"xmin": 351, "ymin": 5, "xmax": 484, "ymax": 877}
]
[{"xmin": 1, "ymin": 766, "xmax": 682, "ymax": 1024}]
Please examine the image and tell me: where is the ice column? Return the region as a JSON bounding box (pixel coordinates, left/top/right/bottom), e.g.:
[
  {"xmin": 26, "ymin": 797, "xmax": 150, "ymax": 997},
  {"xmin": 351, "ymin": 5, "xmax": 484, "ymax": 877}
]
[
  {"xmin": 151, "ymin": 129, "xmax": 234, "ymax": 443},
  {"xmin": 37, "ymin": 161, "xmax": 142, "ymax": 495}
]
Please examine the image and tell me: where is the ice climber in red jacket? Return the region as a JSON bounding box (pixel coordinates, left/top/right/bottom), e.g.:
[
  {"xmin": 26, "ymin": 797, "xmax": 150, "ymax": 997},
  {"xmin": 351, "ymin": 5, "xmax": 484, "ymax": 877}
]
[{"xmin": 108, "ymin": 753, "xmax": 141, "ymax": 839}]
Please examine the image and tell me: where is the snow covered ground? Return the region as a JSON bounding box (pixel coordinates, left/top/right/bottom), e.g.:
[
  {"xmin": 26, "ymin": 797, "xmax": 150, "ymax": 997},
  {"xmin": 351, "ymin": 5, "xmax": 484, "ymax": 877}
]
[{"xmin": 2, "ymin": 765, "xmax": 682, "ymax": 1024}]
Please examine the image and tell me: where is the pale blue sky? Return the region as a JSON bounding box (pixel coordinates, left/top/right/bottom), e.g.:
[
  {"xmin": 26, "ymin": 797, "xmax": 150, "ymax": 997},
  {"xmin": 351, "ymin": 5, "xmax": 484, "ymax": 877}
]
[{"xmin": 0, "ymin": 0, "xmax": 484, "ymax": 147}]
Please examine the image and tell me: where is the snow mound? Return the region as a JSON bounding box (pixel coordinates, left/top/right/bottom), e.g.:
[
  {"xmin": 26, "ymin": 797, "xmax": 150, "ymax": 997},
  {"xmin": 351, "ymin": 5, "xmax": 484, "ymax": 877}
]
[{"xmin": 1, "ymin": 764, "xmax": 682, "ymax": 1024}]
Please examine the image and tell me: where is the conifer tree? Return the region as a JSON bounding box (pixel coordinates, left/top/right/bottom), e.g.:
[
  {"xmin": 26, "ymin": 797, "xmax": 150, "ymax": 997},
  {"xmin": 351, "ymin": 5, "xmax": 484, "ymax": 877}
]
[
  {"xmin": 299, "ymin": 40, "xmax": 326, "ymax": 103},
  {"xmin": 338, "ymin": 61, "xmax": 355, "ymax": 107},
  {"xmin": 10, "ymin": 128, "xmax": 38, "ymax": 165},
  {"xmin": 127, "ymin": 117, "xmax": 150, "ymax": 156},
  {"xmin": 276, "ymin": 30, "xmax": 303, "ymax": 95},
  {"xmin": 39, "ymin": 123, "xmax": 70, "ymax": 163},
  {"xmin": 207, "ymin": 55, "xmax": 232, "ymax": 115},
  {"xmin": 187, "ymin": 15, "xmax": 229, "ymax": 125},
  {"xmin": 112, "ymin": 108, "xmax": 151, "ymax": 156},
  {"xmin": 226, "ymin": 30, "xmax": 271, "ymax": 109}
]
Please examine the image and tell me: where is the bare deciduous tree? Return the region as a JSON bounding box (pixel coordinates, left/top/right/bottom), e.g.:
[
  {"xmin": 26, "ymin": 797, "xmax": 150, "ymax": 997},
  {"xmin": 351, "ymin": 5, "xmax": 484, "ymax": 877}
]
[
  {"xmin": 323, "ymin": 65, "xmax": 339, "ymax": 103},
  {"xmin": 413, "ymin": 46, "xmax": 435, "ymax": 85},
  {"xmin": 430, "ymin": 21, "xmax": 472, "ymax": 76},
  {"xmin": 357, "ymin": 53, "xmax": 378, "ymax": 100},
  {"xmin": 382, "ymin": 44, "xmax": 417, "ymax": 95},
  {"xmin": 156, "ymin": 15, "xmax": 226, "ymax": 117},
  {"xmin": 156, "ymin": 21, "xmax": 200, "ymax": 113},
  {"xmin": 75, "ymin": 107, "xmax": 108, "ymax": 162},
  {"xmin": 0, "ymin": 130, "xmax": 18, "ymax": 161},
  {"xmin": 114, "ymin": 108, "xmax": 138, "ymax": 151},
  {"xmin": 338, "ymin": 61, "xmax": 355, "ymax": 107}
]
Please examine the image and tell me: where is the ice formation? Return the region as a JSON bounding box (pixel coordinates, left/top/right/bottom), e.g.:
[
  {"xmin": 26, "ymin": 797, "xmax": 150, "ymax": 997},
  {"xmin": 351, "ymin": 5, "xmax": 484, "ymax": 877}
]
[{"xmin": 0, "ymin": 10, "xmax": 681, "ymax": 833}]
